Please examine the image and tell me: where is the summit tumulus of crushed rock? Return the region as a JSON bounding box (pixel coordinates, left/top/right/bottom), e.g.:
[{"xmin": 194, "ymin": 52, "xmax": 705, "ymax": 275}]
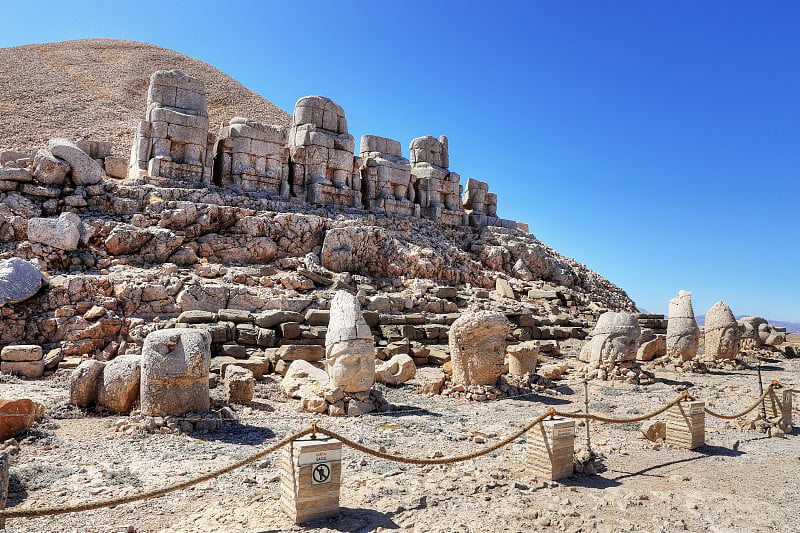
[{"xmin": 0, "ymin": 39, "xmax": 291, "ymax": 156}]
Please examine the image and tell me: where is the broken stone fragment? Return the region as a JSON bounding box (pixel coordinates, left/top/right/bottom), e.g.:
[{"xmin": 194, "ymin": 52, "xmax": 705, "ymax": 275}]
[
  {"xmin": 281, "ymin": 359, "xmax": 330, "ymax": 398},
  {"xmin": 32, "ymin": 149, "xmax": 70, "ymax": 185},
  {"xmin": 47, "ymin": 138, "xmax": 104, "ymax": 185},
  {"xmin": 70, "ymin": 360, "xmax": 106, "ymax": 408},
  {"xmin": 224, "ymin": 365, "xmax": 254, "ymax": 405},
  {"xmin": 27, "ymin": 212, "xmax": 83, "ymax": 251},
  {"xmin": 0, "ymin": 398, "xmax": 43, "ymax": 441},
  {"xmin": 375, "ymin": 353, "xmax": 417, "ymax": 385}
]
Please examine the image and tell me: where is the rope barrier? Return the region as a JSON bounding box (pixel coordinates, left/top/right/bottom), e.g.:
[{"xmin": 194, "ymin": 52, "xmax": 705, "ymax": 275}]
[
  {"xmin": 315, "ymin": 412, "xmax": 550, "ymax": 466},
  {"xmin": 0, "ymin": 426, "xmax": 313, "ymax": 519},
  {"xmin": 0, "ymin": 385, "xmax": 793, "ymax": 520},
  {"xmin": 702, "ymin": 386, "xmax": 774, "ymax": 420}
]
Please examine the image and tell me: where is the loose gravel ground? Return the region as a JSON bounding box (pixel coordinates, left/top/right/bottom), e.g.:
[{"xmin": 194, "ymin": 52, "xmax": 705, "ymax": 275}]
[{"xmin": 2, "ymin": 356, "xmax": 799, "ymax": 533}]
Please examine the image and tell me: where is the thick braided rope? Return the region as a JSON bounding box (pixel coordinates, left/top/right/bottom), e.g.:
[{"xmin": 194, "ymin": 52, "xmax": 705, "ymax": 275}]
[
  {"xmin": 703, "ymin": 386, "xmax": 773, "ymax": 420},
  {"xmin": 553, "ymin": 395, "xmax": 686, "ymax": 424},
  {"xmin": 314, "ymin": 412, "xmax": 550, "ymax": 465},
  {"xmin": 0, "ymin": 426, "xmax": 313, "ymax": 519}
]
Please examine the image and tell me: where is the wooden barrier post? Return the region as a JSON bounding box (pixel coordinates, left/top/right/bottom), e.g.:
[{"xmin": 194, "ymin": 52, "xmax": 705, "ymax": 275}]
[
  {"xmin": 666, "ymin": 401, "xmax": 705, "ymax": 449},
  {"xmin": 526, "ymin": 417, "xmax": 575, "ymax": 481},
  {"xmin": 280, "ymin": 435, "xmax": 342, "ymax": 524}
]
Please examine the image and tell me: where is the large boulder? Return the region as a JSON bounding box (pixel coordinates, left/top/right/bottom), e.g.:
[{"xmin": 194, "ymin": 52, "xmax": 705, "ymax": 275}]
[
  {"xmin": 70, "ymin": 360, "xmax": 106, "ymax": 408},
  {"xmin": 27, "ymin": 212, "xmax": 83, "ymax": 251},
  {"xmin": 97, "ymin": 355, "xmax": 141, "ymax": 413},
  {"xmin": 47, "ymin": 138, "xmax": 104, "ymax": 185},
  {"xmin": 0, "ymin": 257, "xmax": 48, "ymax": 306},
  {"xmin": 32, "ymin": 149, "xmax": 70, "ymax": 186},
  {"xmin": 449, "ymin": 310, "xmax": 509, "ymax": 386},
  {"xmin": 140, "ymin": 328, "xmax": 211, "ymax": 416},
  {"xmin": 0, "ymin": 398, "xmax": 43, "ymax": 441}
]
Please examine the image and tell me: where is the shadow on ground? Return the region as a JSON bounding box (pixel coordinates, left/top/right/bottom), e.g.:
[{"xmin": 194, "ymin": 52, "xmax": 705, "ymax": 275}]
[{"xmin": 195, "ymin": 423, "xmax": 276, "ymax": 445}]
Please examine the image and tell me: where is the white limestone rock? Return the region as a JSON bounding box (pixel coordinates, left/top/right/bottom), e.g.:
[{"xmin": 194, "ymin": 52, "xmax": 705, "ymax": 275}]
[
  {"xmin": 47, "ymin": 138, "xmax": 104, "ymax": 185},
  {"xmin": 281, "ymin": 359, "xmax": 330, "ymax": 398},
  {"xmin": 375, "ymin": 354, "xmax": 417, "ymax": 385},
  {"xmin": 27, "ymin": 212, "xmax": 83, "ymax": 251},
  {"xmin": 32, "ymin": 149, "xmax": 70, "ymax": 185}
]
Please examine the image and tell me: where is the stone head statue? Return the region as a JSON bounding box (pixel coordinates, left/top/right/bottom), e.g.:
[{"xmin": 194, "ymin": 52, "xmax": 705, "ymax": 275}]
[
  {"xmin": 324, "ymin": 290, "xmax": 376, "ymax": 393},
  {"xmin": 449, "ymin": 310, "xmax": 509, "ymax": 386},
  {"xmin": 704, "ymin": 301, "xmax": 740, "ymax": 360},
  {"xmin": 666, "ymin": 290, "xmax": 699, "ymax": 361},
  {"xmin": 582, "ymin": 312, "xmax": 640, "ymax": 368},
  {"xmin": 739, "ymin": 316, "xmax": 785, "ymax": 349}
]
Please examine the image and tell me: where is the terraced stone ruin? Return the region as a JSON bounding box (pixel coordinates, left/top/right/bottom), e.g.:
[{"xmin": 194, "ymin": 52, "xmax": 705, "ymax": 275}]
[{"xmin": 0, "ymin": 66, "xmax": 796, "ymax": 419}]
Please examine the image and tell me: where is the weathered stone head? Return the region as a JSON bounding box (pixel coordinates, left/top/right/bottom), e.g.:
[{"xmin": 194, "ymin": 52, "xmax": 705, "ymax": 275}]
[
  {"xmin": 140, "ymin": 328, "xmax": 211, "ymax": 417},
  {"xmin": 449, "ymin": 310, "xmax": 509, "ymax": 386},
  {"xmin": 324, "ymin": 290, "xmax": 375, "ymax": 393},
  {"xmin": 704, "ymin": 301, "xmax": 740, "ymax": 360},
  {"xmin": 666, "ymin": 290, "xmax": 699, "ymax": 361},
  {"xmin": 581, "ymin": 312, "xmax": 640, "ymax": 368},
  {"xmin": 738, "ymin": 316, "xmax": 785, "ymax": 349}
]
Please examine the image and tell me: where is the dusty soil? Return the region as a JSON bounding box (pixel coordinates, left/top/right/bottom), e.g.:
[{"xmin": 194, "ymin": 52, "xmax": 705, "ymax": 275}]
[{"xmin": 2, "ymin": 356, "xmax": 799, "ymax": 533}]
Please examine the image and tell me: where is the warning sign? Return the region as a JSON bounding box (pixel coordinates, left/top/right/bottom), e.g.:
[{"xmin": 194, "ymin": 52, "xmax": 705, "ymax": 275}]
[
  {"xmin": 311, "ymin": 463, "xmax": 332, "ymax": 485},
  {"xmin": 299, "ymin": 448, "xmax": 342, "ymax": 466},
  {"xmin": 553, "ymin": 426, "xmax": 574, "ymax": 438}
]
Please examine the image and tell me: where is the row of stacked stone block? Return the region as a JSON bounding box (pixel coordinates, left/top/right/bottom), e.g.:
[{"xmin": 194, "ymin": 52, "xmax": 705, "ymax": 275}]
[{"xmin": 128, "ymin": 70, "xmax": 518, "ymax": 229}]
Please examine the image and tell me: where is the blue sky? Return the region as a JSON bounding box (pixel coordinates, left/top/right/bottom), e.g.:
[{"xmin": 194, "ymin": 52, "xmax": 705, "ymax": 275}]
[{"xmin": 2, "ymin": 1, "xmax": 798, "ymax": 321}]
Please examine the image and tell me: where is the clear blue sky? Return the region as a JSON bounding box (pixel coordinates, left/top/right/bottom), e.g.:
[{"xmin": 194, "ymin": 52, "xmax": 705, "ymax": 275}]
[{"xmin": 2, "ymin": 1, "xmax": 799, "ymax": 322}]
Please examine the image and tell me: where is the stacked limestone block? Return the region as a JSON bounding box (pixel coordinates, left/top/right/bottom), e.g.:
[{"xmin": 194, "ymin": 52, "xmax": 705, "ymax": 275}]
[
  {"xmin": 359, "ymin": 135, "xmax": 417, "ymax": 217},
  {"xmin": 213, "ymin": 117, "xmax": 289, "ymax": 195},
  {"xmin": 0, "ymin": 345, "xmax": 44, "ymax": 378},
  {"xmin": 288, "ymin": 96, "xmax": 360, "ymax": 207},
  {"xmin": 462, "ymin": 178, "xmax": 515, "ymax": 229},
  {"xmin": 409, "ymin": 136, "xmax": 465, "ymax": 226},
  {"xmin": 129, "ymin": 70, "xmax": 213, "ymax": 186}
]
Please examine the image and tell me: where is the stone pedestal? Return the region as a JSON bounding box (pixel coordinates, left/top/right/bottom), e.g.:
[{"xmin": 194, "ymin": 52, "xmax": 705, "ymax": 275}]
[
  {"xmin": 526, "ymin": 417, "xmax": 575, "ymax": 481},
  {"xmin": 281, "ymin": 436, "xmax": 342, "ymax": 524},
  {"xmin": 666, "ymin": 401, "xmax": 705, "ymax": 449}
]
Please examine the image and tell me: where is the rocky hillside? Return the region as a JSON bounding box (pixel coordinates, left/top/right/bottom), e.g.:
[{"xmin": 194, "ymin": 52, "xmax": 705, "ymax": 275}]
[
  {"xmin": 0, "ymin": 39, "xmax": 636, "ymax": 364},
  {"xmin": 0, "ymin": 39, "xmax": 291, "ymax": 155}
]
